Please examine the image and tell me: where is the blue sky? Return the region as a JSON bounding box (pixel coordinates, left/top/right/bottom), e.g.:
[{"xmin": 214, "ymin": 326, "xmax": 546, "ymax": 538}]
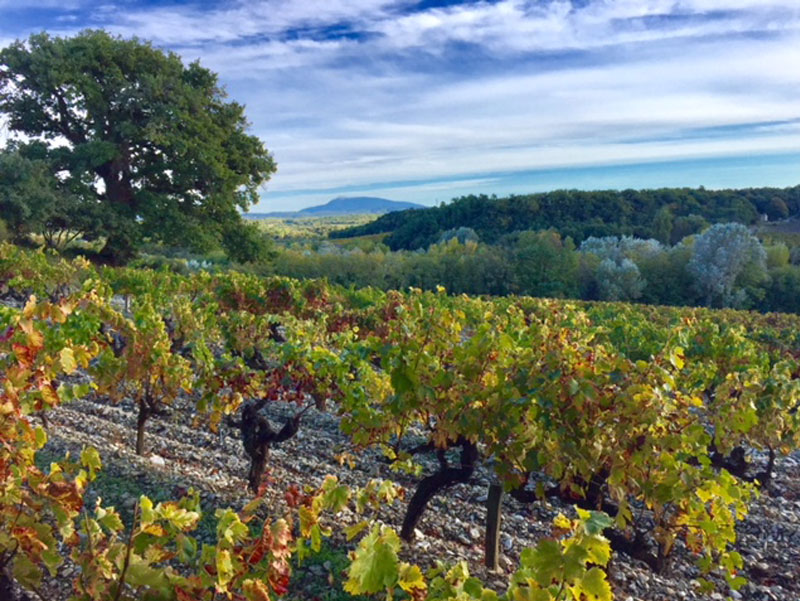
[{"xmin": 2, "ymin": 0, "xmax": 800, "ymax": 211}]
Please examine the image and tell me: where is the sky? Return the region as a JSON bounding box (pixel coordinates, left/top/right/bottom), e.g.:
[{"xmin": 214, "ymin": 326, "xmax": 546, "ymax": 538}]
[{"xmin": 1, "ymin": 0, "xmax": 800, "ymax": 212}]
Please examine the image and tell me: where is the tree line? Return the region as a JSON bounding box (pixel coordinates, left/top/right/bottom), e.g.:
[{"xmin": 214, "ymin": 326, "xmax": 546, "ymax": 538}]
[
  {"xmin": 266, "ymin": 223, "xmax": 800, "ymax": 313},
  {"xmin": 331, "ymin": 187, "xmax": 800, "ymax": 249}
]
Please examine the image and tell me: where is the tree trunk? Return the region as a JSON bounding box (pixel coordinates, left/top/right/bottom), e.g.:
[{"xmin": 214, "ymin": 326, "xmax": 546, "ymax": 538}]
[
  {"xmin": 508, "ymin": 472, "xmax": 663, "ymax": 572},
  {"xmin": 96, "ymin": 165, "xmax": 138, "ymax": 265},
  {"xmin": 400, "ymin": 439, "xmax": 478, "ymax": 541},
  {"xmin": 484, "ymin": 484, "xmax": 504, "ymax": 571},
  {"xmin": 136, "ymin": 402, "xmax": 149, "ymax": 456},
  {"xmin": 0, "ymin": 569, "xmax": 33, "ymax": 601},
  {"xmin": 247, "ymin": 445, "xmax": 269, "ymax": 493},
  {"xmin": 755, "ymin": 446, "xmax": 776, "ymax": 487},
  {"xmin": 98, "ymin": 233, "xmax": 136, "ymax": 266},
  {"xmin": 240, "ymin": 401, "xmax": 301, "ymax": 494}
]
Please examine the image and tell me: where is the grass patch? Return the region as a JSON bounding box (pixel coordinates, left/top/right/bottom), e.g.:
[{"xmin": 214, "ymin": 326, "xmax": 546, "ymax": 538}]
[
  {"xmin": 289, "ymin": 540, "xmax": 371, "ymax": 601},
  {"xmin": 35, "ymin": 447, "xmax": 219, "ymax": 542}
]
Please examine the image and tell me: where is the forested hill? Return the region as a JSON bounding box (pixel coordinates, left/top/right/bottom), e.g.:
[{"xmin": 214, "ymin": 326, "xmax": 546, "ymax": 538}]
[{"xmin": 329, "ymin": 186, "xmax": 800, "ymax": 250}]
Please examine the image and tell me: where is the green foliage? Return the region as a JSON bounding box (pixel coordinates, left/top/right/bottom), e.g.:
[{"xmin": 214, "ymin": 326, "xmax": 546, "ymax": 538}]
[
  {"xmin": 4, "ymin": 245, "xmax": 800, "ymax": 600},
  {"xmin": 0, "ymin": 30, "xmax": 276, "ymax": 263},
  {"xmin": 267, "ymin": 215, "xmax": 800, "ymax": 314},
  {"xmin": 0, "ymin": 142, "xmax": 103, "ymax": 248},
  {"xmin": 765, "ymin": 197, "xmax": 789, "ymax": 221},
  {"xmin": 511, "ymin": 230, "xmax": 578, "ymax": 298},
  {"xmin": 651, "ymin": 206, "xmax": 674, "ymax": 244},
  {"xmin": 765, "ymin": 242, "xmax": 790, "ymax": 269},
  {"xmin": 507, "ymin": 511, "xmax": 614, "ymax": 601},
  {"xmin": 333, "ymin": 187, "xmax": 800, "ymax": 250},
  {"xmin": 343, "ymin": 511, "xmax": 615, "ymax": 601},
  {"xmin": 222, "ymin": 221, "xmax": 276, "ymax": 264},
  {"xmin": 762, "ymin": 265, "xmax": 800, "ymax": 313}
]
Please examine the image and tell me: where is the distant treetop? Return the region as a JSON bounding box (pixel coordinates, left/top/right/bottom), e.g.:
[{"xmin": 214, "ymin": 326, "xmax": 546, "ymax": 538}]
[{"xmin": 330, "ymin": 187, "xmax": 800, "ymax": 250}]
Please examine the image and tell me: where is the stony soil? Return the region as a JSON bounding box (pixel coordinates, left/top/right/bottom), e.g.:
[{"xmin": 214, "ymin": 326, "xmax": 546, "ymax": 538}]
[{"xmin": 28, "ymin": 388, "xmax": 800, "ymax": 601}]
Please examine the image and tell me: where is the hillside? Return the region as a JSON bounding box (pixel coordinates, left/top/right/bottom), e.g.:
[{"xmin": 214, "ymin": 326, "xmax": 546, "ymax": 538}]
[
  {"xmin": 330, "ymin": 186, "xmax": 800, "ymax": 249},
  {"xmin": 247, "ymin": 196, "xmax": 425, "ymax": 219}
]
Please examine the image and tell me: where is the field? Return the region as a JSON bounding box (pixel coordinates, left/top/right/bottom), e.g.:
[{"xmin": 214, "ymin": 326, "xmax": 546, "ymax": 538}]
[
  {"xmin": 2, "ymin": 243, "xmax": 800, "ymax": 601},
  {"xmin": 249, "ymin": 215, "xmax": 380, "ymax": 240}
]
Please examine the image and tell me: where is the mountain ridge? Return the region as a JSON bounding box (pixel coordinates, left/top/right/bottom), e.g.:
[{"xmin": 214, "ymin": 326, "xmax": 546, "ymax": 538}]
[{"xmin": 245, "ymin": 196, "xmax": 425, "ymax": 219}]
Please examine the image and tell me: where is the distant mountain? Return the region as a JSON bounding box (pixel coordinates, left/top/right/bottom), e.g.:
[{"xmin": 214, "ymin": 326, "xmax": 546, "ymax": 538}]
[{"xmin": 246, "ymin": 196, "xmax": 425, "ymax": 219}]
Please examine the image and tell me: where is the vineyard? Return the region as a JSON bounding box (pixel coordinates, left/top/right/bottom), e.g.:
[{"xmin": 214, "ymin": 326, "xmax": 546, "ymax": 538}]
[{"xmin": 2, "ymin": 242, "xmax": 800, "ymax": 601}]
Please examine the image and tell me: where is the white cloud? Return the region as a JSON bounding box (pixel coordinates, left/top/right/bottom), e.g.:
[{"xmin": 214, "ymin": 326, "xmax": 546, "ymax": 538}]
[
  {"xmin": 372, "ymin": 0, "xmax": 800, "ymax": 55},
  {"xmin": 234, "ymin": 26, "xmax": 800, "ymax": 198},
  {"xmin": 92, "ymin": 0, "xmax": 393, "ymax": 46},
  {"xmin": 0, "ymin": 0, "xmax": 87, "ymax": 7},
  {"xmin": 4, "ymin": 0, "xmax": 800, "ymax": 209}
]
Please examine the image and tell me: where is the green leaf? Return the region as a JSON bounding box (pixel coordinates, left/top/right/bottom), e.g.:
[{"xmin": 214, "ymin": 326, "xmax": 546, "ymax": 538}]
[
  {"xmin": 345, "ymin": 520, "xmax": 369, "ymax": 541},
  {"xmin": 41, "ymin": 547, "xmax": 62, "ymax": 576},
  {"xmin": 581, "ymin": 510, "xmax": 614, "ymax": 536},
  {"xmin": 177, "ymin": 533, "xmax": 198, "ymax": 563},
  {"xmin": 97, "ymin": 508, "xmax": 124, "ymax": 533},
  {"xmin": 583, "ymin": 536, "xmax": 611, "ymax": 566},
  {"xmin": 580, "ymin": 567, "xmax": 612, "ymax": 601},
  {"xmin": 34, "ymin": 425, "xmax": 48, "ymax": 449},
  {"xmin": 160, "ymin": 504, "xmax": 200, "ymax": 531},
  {"xmin": 323, "ymin": 483, "xmax": 350, "ymax": 513},
  {"xmin": 12, "ymin": 553, "xmax": 43, "ymax": 588},
  {"xmin": 140, "ymin": 496, "xmax": 155, "ymax": 526},
  {"xmin": 669, "ymin": 346, "xmax": 685, "ymax": 370},
  {"xmin": 391, "ymin": 367, "xmax": 415, "ymax": 395},
  {"xmin": 310, "ymin": 523, "xmax": 322, "ymax": 552},
  {"xmin": 344, "ymin": 525, "xmax": 400, "ymax": 594},
  {"xmin": 527, "ymin": 539, "xmax": 563, "ymax": 585},
  {"xmin": 568, "ymin": 378, "xmax": 580, "ymax": 395},
  {"xmin": 80, "ymin": 446, "xmax": 102, "ymax": 480},
  {"xmin": 125, "ymin": 560, "xmax": 171, "ymax": 589},
  {"xmin": 512, "ymin": 587, "xmax": 551, "ymax": 601},
  {"xmin": 463, "ymin": 577, "xmax": 485, "ymax": 597}
]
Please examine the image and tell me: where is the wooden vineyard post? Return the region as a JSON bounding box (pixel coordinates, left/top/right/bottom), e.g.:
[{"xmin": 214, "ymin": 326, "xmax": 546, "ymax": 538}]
[{"xmin": 484, "ymin": 483, "xmax": 504, "ymax": 571}]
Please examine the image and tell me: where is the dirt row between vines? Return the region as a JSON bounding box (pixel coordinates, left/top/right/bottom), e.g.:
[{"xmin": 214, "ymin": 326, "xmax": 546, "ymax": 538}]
[{"xmin": 31, "ymin": 391, "xmax": 800, "ymax": 601}]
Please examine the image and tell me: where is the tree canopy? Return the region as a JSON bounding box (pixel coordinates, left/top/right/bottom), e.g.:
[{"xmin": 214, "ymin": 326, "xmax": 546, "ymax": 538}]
[
  {"xmin": 688, "ymin": 223, "xmax": 767, "ymax": 307},
  {"xmin": 332, "ymin": 187, "xmax": 800, "ymax": 250},
  {"xmin": 0, "ymin": 141, "xmax": 104, "ymax": 249},
  {"xmin": 0, "ymin": 30, "xmax": 276, "ymax": 263}
]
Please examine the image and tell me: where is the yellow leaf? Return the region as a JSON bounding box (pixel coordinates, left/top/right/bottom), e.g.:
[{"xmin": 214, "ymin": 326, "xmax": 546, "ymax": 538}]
[
  {"xmin": 398, "ymin": 562, "xmax": 426, "ymax": 593},
  {"xmin": 60, "ymin": 348, "xmax": 77, "ymax": 375}
]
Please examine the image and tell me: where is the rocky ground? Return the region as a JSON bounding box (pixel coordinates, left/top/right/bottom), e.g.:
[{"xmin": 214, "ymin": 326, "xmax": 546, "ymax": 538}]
[{"xmin": 27, "ymin": 389, "xmax": 800, "ymax": 601}]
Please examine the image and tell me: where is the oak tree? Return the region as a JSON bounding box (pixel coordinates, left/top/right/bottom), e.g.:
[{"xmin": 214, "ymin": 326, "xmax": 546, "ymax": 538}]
[{"xmin": 0, "ymin": 30, "xmax": 276, "ymax": 263}]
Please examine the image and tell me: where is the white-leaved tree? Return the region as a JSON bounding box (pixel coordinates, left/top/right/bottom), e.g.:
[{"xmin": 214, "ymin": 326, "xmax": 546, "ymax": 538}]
[
  {"xmin": 579, "ymin": 236, "xmax": 663, "ymax": 301},
  {"xmin": 437, "ymin": 227, "xmax": 479, "ymax": 245},
  {"xmin": 687, "ymin": 223, "xmax": 767, "ymax": 307},
  {"xmin": 595, "ymin": 257, "xmax": 646, "ymax": 301},
  {"xmin": 580, "ymin": 235, "xmax": 664, "ymax": 264}
]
